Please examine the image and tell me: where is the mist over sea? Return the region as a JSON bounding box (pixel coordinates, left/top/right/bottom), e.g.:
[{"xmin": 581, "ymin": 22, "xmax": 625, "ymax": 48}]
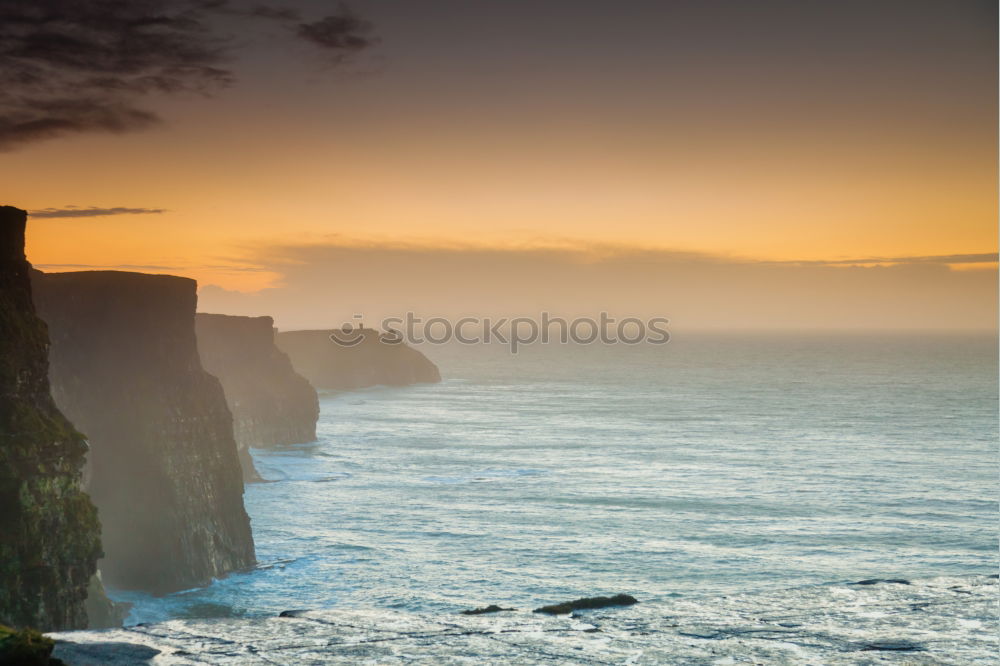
[{"xmin": 115, "ymin": 333, "xmax": 998, "ymax": 622}]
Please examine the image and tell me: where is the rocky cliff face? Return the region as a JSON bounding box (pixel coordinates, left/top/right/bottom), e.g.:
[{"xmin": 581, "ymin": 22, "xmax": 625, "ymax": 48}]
[
  {"xmin": 31, "ymin": 270, "xmax": 255, "ymax": 595},
  {"xmin": 275, "ymin": 329, "xmax": 441, "ymax": 390},
  {"xmin": 195, "ymin": 313, "xmax": 319, "ymax": 482},
  {"xmin": 0, "ymin": 206, "xmax": 101, "ymax": 631}
]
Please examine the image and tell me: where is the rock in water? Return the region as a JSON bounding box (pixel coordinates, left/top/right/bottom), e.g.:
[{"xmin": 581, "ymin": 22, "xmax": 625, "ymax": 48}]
[
  {"xmin": 275, "ymin": 328, "xmax": 441, "ymax": 391},
  {"xmin": 0, "ymin": 206, "xmax": 101, "ymax": 631},
  {"xmin": 32, "ymin": 270, "xmax": 255, "ymax": 594},
  {"xmin": 461, "ymin": 605, "xmax": 516, "ymax": 615},
  {"xmin": 533, "ymin": 594, "xmax": 639, "ymax": 615},
  {"xmin": 860, "ymin": 641, "xmax": 924, "ymax": 652},
  {"xmin": 195, "ymin": 314, "xmax": 319, "ymax": 482}
]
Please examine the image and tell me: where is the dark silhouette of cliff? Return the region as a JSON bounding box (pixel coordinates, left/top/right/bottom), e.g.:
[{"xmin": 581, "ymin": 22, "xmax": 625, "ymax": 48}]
[
  {"xmin": 0, "ymin": 206, "xmax": 101, "ymax": 630},
  {"xmin": 275, "ymin": 329, "xmax": 441, "ymax": 390},
  {"xmin": 31, "ymin": 270, "xmax": 255, "ymax": 595},
  {"xmin": 195, "ymin": 313, "xmax": 319, "ymax": 482}
]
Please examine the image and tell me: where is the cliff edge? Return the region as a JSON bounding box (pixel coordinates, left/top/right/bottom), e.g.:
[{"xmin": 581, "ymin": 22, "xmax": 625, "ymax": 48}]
[
  {"xmin": 32, "ymin": 270, "xmax": 255, "ymax": 595},
  {"xmin": 275, "ymin": 328, "xmax": 441, "ymax": 391},
  {"xmin": 196, "ymin": 313, "xmax": 319, "ymax": 482},
  {"xmin": 0, "ymin": 206, "xmax": 101, "ymax": 631}
]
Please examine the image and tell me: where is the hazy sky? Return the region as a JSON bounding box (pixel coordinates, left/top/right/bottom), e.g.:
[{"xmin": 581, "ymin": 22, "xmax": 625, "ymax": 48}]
[{"xmin": 3, "ymin": 0, "xmax": 996, "ymax": 330}]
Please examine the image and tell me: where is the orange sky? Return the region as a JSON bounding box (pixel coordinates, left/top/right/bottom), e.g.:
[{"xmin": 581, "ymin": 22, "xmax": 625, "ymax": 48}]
[
  {"xmin": 2, "ymin": 1, "xmax": 996, "ymax": 328},
  {"xmin": 13, "ymin": 90, "xmax": 997, "ymax": 292}
]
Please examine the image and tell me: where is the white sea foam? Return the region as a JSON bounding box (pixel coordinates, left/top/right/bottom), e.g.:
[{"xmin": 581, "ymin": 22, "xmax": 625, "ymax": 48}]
[{"xmin": 52, "ymin": 575, "xmax": 999, "ymax": 664}]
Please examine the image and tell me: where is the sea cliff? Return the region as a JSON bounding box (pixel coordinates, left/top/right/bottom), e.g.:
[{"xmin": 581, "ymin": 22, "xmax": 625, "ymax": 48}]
[
  {"xmin": 0, "ymin": 206, "xmax": 101, "ymax": 631},
  {"xmin": 31, "ymin": 270, "xmax": 255, "ymax": 595},
  {"xmin": 195, "ymin": 313, "xmax": 319, "ymax": 482},
  {"xmin": 275, "ymin": 329, "xmax": 441, "ymax": 390}
]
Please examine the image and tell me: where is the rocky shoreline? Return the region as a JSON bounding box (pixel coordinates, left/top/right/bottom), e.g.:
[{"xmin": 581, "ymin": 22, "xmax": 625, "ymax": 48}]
[{"xmin": 49, "ymin": 575, "xmax": 997, "ymax": 664}]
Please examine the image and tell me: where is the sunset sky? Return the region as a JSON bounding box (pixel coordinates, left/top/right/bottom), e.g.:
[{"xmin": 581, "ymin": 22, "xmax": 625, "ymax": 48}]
[{"xmin": 3, "ymin": 0, "xmax": 997, "ymax": 330}]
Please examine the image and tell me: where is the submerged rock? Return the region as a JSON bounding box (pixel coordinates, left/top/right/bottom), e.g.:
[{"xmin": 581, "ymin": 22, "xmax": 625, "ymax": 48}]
[
  {"xmin": 533, "ymin": 594, "xmax": 639, "ymax": 615},
  {"xmin": 50, "ymin": 640, "xmax": 159, "ymax": 665},
  {"xmin": 275, "ymin": 328, "xmax": 440, "ymax": 391},
  {"xmin": 195, "ymin": 313, "xmax": 319, "ymax": 482},
  {"xmin": 0, "ymin": 206, "xmax": 101, "ymax": 631},
  {"xmin": 860, "ymin": 641, "xmax": 924, "ymax": 651},
  {"xmin": 851, "ymin": 578, "xmax": 911, "ymax": 586},
  {"xmin": 32, "ymin": 270, "xmax": 255, "ymax": 595},
  {"xmin": 461, "ymin": 605, "xmax": 516, "ymax": 615}
]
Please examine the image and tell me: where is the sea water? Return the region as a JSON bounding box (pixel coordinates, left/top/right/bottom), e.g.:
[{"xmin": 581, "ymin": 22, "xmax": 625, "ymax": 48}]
[{"xmin": 115, "ymin": 333, "xmax": 998, "ymax": 623}]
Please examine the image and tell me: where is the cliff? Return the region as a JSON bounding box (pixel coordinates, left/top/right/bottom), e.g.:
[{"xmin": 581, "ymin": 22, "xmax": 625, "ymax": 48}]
[
  {"xmin": 275, "ymin": 329, "xmax": 441, "ymax": 390},
  {"xmin": 31, "ymin": 270, "xmax": 255, "ymax": 595},
  {"xmin": 195, "ymin": 313, "xmax": 319, "ymax": 482},
  {"xmin": 0, "ymin": 206, "xmax": 101, "ymax": 631}
]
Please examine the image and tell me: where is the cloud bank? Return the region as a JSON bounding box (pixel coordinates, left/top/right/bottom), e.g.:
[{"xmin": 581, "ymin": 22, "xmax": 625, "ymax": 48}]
[
  {"xmin": 195, "ymin": 241, "xmax": 998, "ymax": 332},
  {"xmin": 777, "ymin": 253, "xmax": 998, "ymax": 266}
]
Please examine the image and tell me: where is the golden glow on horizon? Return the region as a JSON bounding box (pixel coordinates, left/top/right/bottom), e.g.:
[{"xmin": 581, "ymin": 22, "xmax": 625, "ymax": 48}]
[
  {"xmin": 7, "ymin": 3, "xmax": 997, "ymax": 294},
  {"xmin": 15, "ymin": 109, "xmax": 998, "ymax": 293}
]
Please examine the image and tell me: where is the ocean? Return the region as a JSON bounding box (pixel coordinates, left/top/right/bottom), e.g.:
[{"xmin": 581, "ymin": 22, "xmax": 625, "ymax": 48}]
[{"xmin": 113, "ymin": 332, "xmax": 998, "ymax": 626}]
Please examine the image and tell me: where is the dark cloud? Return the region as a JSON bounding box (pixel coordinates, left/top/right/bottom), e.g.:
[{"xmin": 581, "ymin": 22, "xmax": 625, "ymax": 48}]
[
  {"xmin": 298, "ymin": 8, "xmax": 375, "ymax": 57},
  {"xmin": 1, "ymin": 100, "xmax": 160, "ymax": 150},
  {"xmin": 35, "ymin": 263, "xmax": 181, "ymax": 271},
  {"xmin": 0, "ymin": 1, "xmax": 375, "ymax": 150},
  {"xmin": 248, "ymin": 5, "xmax": 301, "ymax": 22},
  {"xmin": 35, "ymin": 262, "xmax": 268, "ymax": 271},
  {"xmin": 29, "ymin": 206, "xmax": 167, "ymax": 218}
]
